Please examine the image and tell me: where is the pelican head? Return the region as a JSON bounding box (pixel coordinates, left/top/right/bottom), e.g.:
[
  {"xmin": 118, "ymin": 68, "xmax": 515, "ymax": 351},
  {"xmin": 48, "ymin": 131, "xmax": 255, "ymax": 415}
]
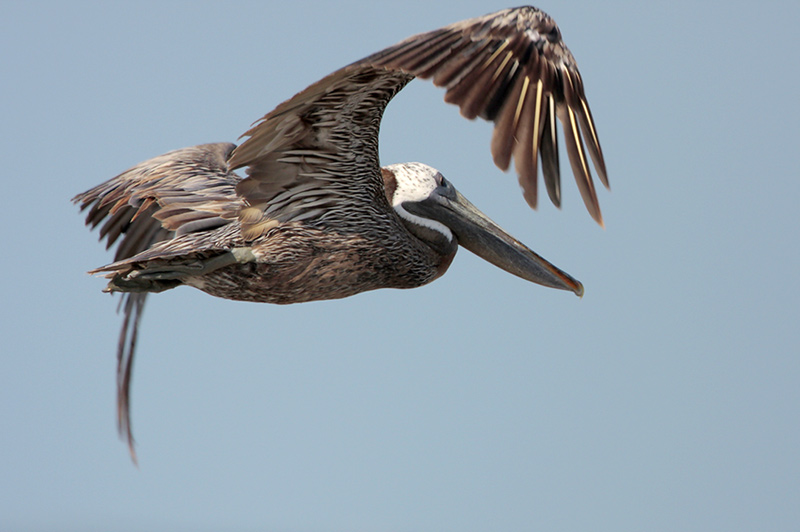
[{"xmin": 383, "ymin": 162, "xmax": 583, "ymax": 296}]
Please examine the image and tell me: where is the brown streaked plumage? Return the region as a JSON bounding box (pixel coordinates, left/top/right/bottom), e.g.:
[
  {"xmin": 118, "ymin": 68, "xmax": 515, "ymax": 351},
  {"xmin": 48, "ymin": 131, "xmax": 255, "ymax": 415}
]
[{"xmin": 74, "ymin": 6, "xmax": 608, "ymax": 461}]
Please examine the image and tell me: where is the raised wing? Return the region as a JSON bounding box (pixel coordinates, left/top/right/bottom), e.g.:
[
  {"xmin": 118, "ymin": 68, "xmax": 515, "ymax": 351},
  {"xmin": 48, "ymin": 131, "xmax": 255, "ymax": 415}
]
[{"xmin": 230, "ymin": 6, "xmax": 608, "ymax": 230}]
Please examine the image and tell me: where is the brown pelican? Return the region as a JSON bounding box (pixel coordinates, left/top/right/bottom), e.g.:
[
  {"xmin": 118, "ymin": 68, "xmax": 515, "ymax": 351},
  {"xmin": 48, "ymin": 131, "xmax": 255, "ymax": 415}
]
[{"xmin": 74, "ymin": 6, "xmax": 608, "ymax": 459}]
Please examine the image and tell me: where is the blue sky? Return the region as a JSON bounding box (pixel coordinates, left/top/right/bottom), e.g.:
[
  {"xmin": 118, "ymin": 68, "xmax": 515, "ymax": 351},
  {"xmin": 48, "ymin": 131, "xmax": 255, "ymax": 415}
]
[{"xmin": 2, "ymin": 1, "xmax": 798, "ymax": 531}]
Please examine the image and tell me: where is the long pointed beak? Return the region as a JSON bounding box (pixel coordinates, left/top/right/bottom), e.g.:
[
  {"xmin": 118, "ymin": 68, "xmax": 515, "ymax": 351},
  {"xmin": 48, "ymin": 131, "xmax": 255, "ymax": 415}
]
[{"xmin": 405, "ymin": 188, "xmax": 584, "ymax": 296}]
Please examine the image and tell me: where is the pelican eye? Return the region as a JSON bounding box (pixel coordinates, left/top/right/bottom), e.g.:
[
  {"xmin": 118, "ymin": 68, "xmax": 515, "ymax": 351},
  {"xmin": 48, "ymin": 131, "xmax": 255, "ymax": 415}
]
[{"xmin": 435, "ymin": 176, "xmax": 456, "ymax": 200}]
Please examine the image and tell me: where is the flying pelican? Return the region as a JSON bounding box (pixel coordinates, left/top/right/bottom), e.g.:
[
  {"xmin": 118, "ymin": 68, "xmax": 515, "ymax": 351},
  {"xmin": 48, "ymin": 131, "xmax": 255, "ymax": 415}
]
[{"xmin": 74, "ymin": 6, "xmax": 608, "ymax": 459}]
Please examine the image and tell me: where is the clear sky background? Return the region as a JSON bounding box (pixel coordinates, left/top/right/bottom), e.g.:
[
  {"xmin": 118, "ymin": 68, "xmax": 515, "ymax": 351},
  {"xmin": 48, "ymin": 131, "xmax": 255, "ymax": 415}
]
[{"xmin": 2, "ymin": 1, "xmax": 798, "ymax": 531}]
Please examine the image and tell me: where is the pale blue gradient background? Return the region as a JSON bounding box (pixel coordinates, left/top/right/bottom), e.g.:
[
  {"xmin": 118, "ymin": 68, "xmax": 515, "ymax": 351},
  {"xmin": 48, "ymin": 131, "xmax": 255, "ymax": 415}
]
[{"xmin": 2, "ymin": 1, "xmax": 799, "ymax": 531}]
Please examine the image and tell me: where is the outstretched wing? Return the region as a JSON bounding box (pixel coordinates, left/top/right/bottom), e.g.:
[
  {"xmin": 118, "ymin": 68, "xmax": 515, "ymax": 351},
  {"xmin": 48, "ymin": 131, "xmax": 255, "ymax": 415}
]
[
  {"xmin": 73, "ymin": 142, "xmax": 239, "ymax": 460},
  {"xmin": 230, "ymin": 5, "xmax": 608, "ymax": 232}
]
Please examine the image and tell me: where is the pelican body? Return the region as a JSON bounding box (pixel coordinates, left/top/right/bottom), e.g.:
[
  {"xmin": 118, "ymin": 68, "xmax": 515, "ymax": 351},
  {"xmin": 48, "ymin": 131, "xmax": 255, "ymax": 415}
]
[{"xmin": 74, "ymin": 6, "xmax": 608, "ymax": 458}]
